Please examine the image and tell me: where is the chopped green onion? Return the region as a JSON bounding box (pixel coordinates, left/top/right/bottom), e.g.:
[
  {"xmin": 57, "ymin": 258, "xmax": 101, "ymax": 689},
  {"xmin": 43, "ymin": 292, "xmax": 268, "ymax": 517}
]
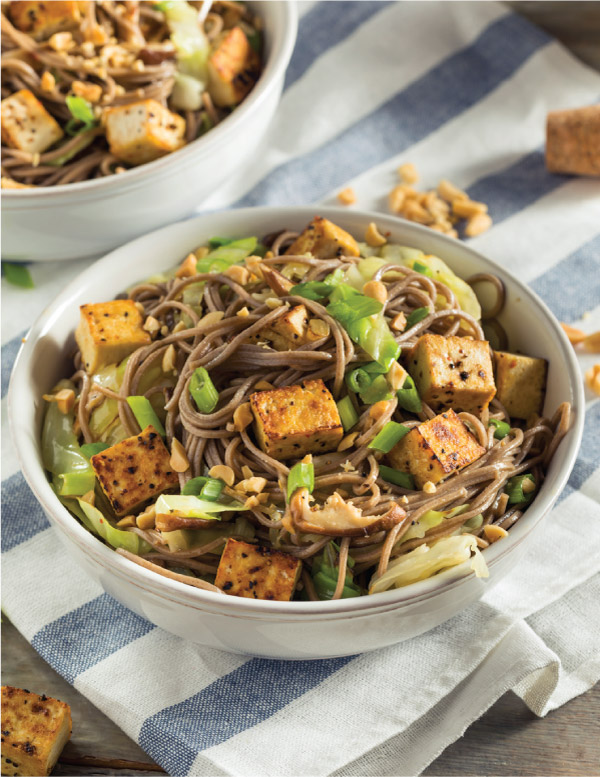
[
  {"xmin": 505, "ymin": 474, "xmax": 535, "ymax": 505},
  {"xmin": 331, "ymin": 541, "xmax": 356, "ymax": 567},
  {"xmin": 362, "ymin": 361, "xmax": 390, "ymax": 375},
  {"xmin": 311, "ymin": 549, "xmax": 361, "ymax": 600},
  {"xmin": 346, "ymin": 367, "xmax": 372, "ymax": 393},
  {"xmin": 46, "ymin": 129, "xmax": 97, "ymax": 166},
  {"xmin": 396, "ymin": 374, "xmax": 422, "ymax": 414},
  {"xmin": 2, "ymin": 262, "xmax": 34, "ymax": 289},
  {"xmin": 359, "ymin": 374, "xmax": 393, "ymax": 405},
  {"xmin": 378, "ymin": 465, "xmax": 415, "ymax": 490},
  {"xmin": 208, "ymin": 237, "xmax": 234, "ymax": 248},
  {"xmin": 287, "ymin": 459, "xmax": 314, "ymax": 501},
  {"xmin": 327, "ymin": 295, "xmax": 382, "ymax": 325},
  {"xmin": 413, "ymin": 261, "xmax": 433, "ymax": 276},
  {"xmin": 65, "ymin": 94, "xmax": 98, "ymax": 135},
  {"xmin": 126, "ymin": 396, "xmax": 166, "ymax": 436},
  {"xmin": 182, "ymin": 476, "xmax": 224, "ymax": 501},
  {"xmin": 198, "ymin": 112, "xmax": 214, "ymax": 137},
  {"xmin": 290, "ymin": 281, "xmax": 334, "ymax": 301},
  {"xmin": 189, "ymin": 367, "xmax": 219, "ymax": 413},
  {"xmin": 405, "ymin": 306, "xmax": 430, "ymax": 330},
  {"xmin": 247, "ymin": 30, "xmax": 261, "ymax": 52},
  {"xmin": 81, "ymin": 442, "xmax": 110, "ymax": 459},
  {"xmin": 196, "ymin": 237, "xmax": 257, "ymax": 273},
  {"xmin": 368, "ymin": 421, "xmax": 410, "ymax": 453},
  {"xmin": 337, "ymin": 396, "xmax": 358, "ymax": 431},
  {"xmin": 55, "ymin": 470, "xmax": 96, "ymax": 496},
  {"xmin": 489, "ymin": 418, "xmax": 511, "ymax": 439}
]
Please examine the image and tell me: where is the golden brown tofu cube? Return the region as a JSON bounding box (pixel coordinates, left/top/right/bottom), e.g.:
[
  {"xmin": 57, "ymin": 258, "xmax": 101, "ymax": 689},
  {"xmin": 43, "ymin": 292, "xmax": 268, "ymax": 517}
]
[
  {"xmin": 1, "ymin": 90, "xmax": 63, "ymax": 154},
  {"xmin": 207, "ymin": 26, "xmax": 260, "ymax": 107},
  {"xmin": 250, "ymin": 379, "xmax": 343, "ymax": 460},
  {"xmin": 285, "ymin": 217, "xmax": 360, "ymax": 259},
  {"xmin": 1, "ymin": 686, "xmax": 71, "ymax": 777},
  {"xmin": 75, "ymin": 299, "xmax": 151, "ymax": 374},
  {"xmin": 9, "ymin": 1, "xmax": 85, "ymax": 38},
  {"xmin": 494, "ymin": 351, "xmax": 547, "ymax": 420},
  {"xmin": 407, "ymin": 334, "xmax": 496, "ymax": 415},
  {"xmin": 256, "ymin": 304, "xmax": 320, "ymax": 351},
  {"xmin": 91, "ymin": 425, "xmax": 178, "ymax": 516},
  {"xmin": 103, "ymin": 99, "xmax": 185, "ymax": 166},
  {"xmin": 215, "ymin": 538, "xmax": 301, "ymax": 601},
  {"xmin": 387, "ymin": 408, "xmax": 485, "ymax": 489}
]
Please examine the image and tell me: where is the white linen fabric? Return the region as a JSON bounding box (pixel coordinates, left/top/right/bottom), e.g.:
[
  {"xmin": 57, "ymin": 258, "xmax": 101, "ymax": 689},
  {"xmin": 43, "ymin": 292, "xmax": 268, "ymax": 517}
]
[{"xmin": 2, "ymin": 3, "xmax": 599, "ymax": 775}]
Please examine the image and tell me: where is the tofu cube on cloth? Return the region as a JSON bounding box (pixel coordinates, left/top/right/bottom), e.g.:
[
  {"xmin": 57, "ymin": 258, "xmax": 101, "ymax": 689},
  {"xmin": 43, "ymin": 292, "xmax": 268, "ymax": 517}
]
[
  {"xmin": 407, "ymin": 333, "xmax": 496, "ymax": 415},
  {"xmin": 8, "ymin": 1, "xmax": 85, "ymax": 38},
  {"xmin": 75, "ymin": 299, "xmax": 150, "ymax": 374},
  {"xmin": 215, "ymin": 539, "xmax": 301, "ymax": 601},
  {"xmin": 103, "ymin": 99, "xmax": 185, "ymax": 166},
  {"xmin": 91, "ymin": 425, "xmax": 178, "ymax": 516},
  {"xmin": 1, "ymin": 686, "xmax": 71, "ymax": 777},
  {"xmin": 494, "ymin": 351, "xmax": 547, "ymax": 420},
  {"xmin": 387, "ymin": 408, "xmax": 485, "ymax": 489},
  {"xmin": 207, "ymin": 26, "xmax": 261, "ymax": 107},
  {"xmin": 285, "ymin": 216, "xmax": 361, "ymax": 259},
  {"xmin": 250, "ymin": 379, "xmax": 343, "ymax": 459},
  {"xmin": 1, "ymin": 89, "xmax": 63, "ymax": 154}
]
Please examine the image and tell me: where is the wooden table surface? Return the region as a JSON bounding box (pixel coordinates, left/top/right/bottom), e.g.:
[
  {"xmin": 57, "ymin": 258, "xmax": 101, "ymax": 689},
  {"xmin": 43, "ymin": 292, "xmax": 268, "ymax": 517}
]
[{"xmin": 2, "ymin": 3, "xmax": 599, "ymax": 776}]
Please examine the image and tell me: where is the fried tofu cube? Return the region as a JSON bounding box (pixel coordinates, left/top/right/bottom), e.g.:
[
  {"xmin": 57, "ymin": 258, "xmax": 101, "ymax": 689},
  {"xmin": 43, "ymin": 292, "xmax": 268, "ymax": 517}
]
[
  {"xmin": 1, "ymin": 89, "xmax": 63, "ymax": 154},
  {"xmin": 103, "ymin": 99, "xmax": 185, "ymax": 166},
  {"xmin": 207, "ymin": 26, "xmax": 260, "ymax": 107},
  {"xmin": 250, "ymin": 379, "xmax": 343, "ymax": 460},
  {"xmin": 1, "ymin": 686, "xmax": 71, "ymax": 777},
  {"xmin": 75, "ymin": 299, "xmax": 151, "ymax": 374},
  {"xmin": 91, "ymin": 425, "xmax": 178, "ymax": 516},
  {"xmin": 215, "ymin": 538, "xmax": 301, "ymax": 601},
  {"xmin": 256, "ymin": 304, "xmax": 320, "ymax": 350},
  {"xmin": 387, "ymin": 408, "xmax": 485, "ymax": 489},
  {"xmin": 8, "ymin": 1, "xmax": 86, "ymax": 39},
  {"xmin": 285, "ymin": 216, "xmax": 360, "ymax": 259},
  {"xmin": 407, "ymin": 334, "xmax": 496, "ymax": 415},
  {"xmin": 494, "ymin": 351, "xmax": 547, "ymax": 420}
]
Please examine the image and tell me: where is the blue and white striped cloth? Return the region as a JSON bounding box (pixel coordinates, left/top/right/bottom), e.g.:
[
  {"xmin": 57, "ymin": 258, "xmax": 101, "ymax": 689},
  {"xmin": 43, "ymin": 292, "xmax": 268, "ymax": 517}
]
[{"xmin": 2, "ymin": 3, "xmax": 600, "ymax": 775}]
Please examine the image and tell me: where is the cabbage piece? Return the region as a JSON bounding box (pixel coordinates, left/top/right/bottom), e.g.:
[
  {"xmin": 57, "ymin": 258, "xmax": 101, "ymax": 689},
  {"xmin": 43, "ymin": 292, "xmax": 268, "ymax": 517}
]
[
  {"xmin": 72, "ymin": 498, "xmax": 152, "ymax": 555},
  {"xmin": 400, "ymin": 504, "xmax": 470, "ymax": 543},
  {"xmin": 369, "ymin": 535, "xmax": 488, "ymax": 594},
  {"xmin": 162, "ymin": 517, "xmax": 255, "ymax": 552},
  {"xmin": 155, "ymin": 494, "xmax": 246, "ymax": 519}
]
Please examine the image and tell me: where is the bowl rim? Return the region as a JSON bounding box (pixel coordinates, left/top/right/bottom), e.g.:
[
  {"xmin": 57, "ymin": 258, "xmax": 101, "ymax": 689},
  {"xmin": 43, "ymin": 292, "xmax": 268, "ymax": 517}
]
[
  {"xmin": 8, "ymin": 205, "xmax": 585, "ymax": 617},
  {"xmin": 1, "ymin": 1, "xmax": 298, "ymax": 202}
]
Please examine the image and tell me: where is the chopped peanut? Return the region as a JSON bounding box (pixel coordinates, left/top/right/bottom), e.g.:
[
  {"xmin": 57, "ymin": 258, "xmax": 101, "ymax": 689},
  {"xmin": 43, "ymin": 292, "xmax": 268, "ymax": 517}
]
[
  {"xmin": 437, "ymin": 179, "xmax": 468, "ymax": 203},
  {"xmin": 365, "ymin": 222, "xmax": 387, "ymax": 248},
  {"xmin": 241, "ymin": 465, "xmax": 254, "ymax": 479},
  {"xmin": 422, "ymin": 481, "xmax": 437, "ymax": 494},
  {"xmin": 308, "ymin": 318, "xmax": 331, "ymax": 338},
  {"xmin": 255, "ymin": 380, "xmax": 275, "ymax": 390},
  {"xmin": 388, "ymin": 185, "xmax": 406, "ymax": 213},
  {"xmin": 162, "ymin": 344, "xmax": 176, "ymax": 373},
  {"xmin": 169, "ymin": 438, "xmax": 190, "ymax": 472},
  {"xmin": 265, "ymin": 297, "xmax": 284, "ymax": 309},
  {"xmin": 390, "ymin": 311, "xmax": 407, "ymax": 332},
  {"xmin": 136, "ymin": 505, "xmax": 156, "ymax": 530},
  {"xmin": 176, "ymin": 253, "xmax": 198, "ymax": 278},
  {"xmin": 561, "ymin": 322, "xmax": 586, "ymax": 345},
  {"xmin": 337, "ymin": 431, "xmax": 359, "ymax": 452},
  {"xmin": 49, "ymin": 32, "xmax": 73, "ymax": 51},
  {"xmin": 201, "ymin": 310, "xmax": 225, "ymax": 327},
  {"xmin": 585, "ymin": 364, "xmax": 600, "ymax": 396},
  {"xmin": 398, "ymin": 162, "xmax": 418, "ymax": 184},
  {"xmin": 233, "ymin": 402, "xmax": 253, "ymax": 432},
  {"xmin": 143, "ymin": 315, "xmax": 160, "ymax": 335},
  {"xmin": 209, "ymin": 464, "xmax": 235, "ymax": 486},
  {"xmin": 71, "ymin": 80, "xmax": 102, "ymax": 103},
  {"xmin": 40, "ymin": 71, "xmax": 56, "ymax": 92},
  {"xmin": 235, "ymin": 476, "xmax": 267, "ymax": 494},
  {"xmin": 116, "ymin": 515, "xmax": 136, "ymax": 528},
  {"xmin": 225, "ymin": 265, "xmax": 250, "ymax": 285},
  {"xmin": 387, "ymin": 361, "xmax": 408, "ymax": 391},
  {"xmin": 452, "ymin": 199, "xmax": 488, "ymax": 218},
  {"xmin": 583, "ymin": 331, "xmax": 600, "ymax": 352},
  {"xmin": 236, "ymin": 306, "xmax": 250, "ymax": 317},
  {"xmin": 337, "ymin": 187, "xmax": 356, "ymax": 205},
  {"xmin": 483, "ymin": 524, "xmax": 509, "ymax": 543},
  {"xmin": 80, "ymin": 489, "xmax": 96, "ymax": 506},
  {"xmin": 464, "ymin": 212, "xmax": 493, "ymax": 237},
  {"xmin": 362, "ymin": 280, "xmax": 387, "ymax": 304},
  {"xmin": 43, "ymin": 388, "xmax": 76, "ymax": 414},
  {"xmin": 403, "ymin": 199, "xmax": 432, "ymax": 225}
]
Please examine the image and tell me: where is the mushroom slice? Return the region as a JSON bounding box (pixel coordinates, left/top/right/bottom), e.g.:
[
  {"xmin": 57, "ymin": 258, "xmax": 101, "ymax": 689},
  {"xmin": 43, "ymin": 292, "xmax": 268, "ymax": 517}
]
[{"xmin": 284, "ymin": 488, "xmax": 406, "ymax": 537}]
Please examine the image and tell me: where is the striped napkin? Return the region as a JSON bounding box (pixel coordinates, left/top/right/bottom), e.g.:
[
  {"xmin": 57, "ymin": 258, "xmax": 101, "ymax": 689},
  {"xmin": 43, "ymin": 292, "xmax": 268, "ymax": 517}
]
[{"xmin": 2, "ymin": 3, "xmax": 600, "ymax": 775}]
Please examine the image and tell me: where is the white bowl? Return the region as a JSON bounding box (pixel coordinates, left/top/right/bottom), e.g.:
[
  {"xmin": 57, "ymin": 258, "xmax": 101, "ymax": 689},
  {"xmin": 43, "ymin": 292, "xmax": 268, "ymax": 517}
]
[
  {"xmin": 9, "ymin": 207, "xmax": 584, "ymax": 659},
  {"xmin": 0, "ymin": 3, "xmax": 297, "ymax": 263}
]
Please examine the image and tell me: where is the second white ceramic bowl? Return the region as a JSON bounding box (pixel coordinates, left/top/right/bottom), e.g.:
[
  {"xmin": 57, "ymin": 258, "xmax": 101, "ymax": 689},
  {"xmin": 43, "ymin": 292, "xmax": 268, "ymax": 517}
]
[
  {"xmin": 9, "ymin": 207, "xmax": 584, "ymax": 658},
  {"xmin": 1, "ymin": 2, "xmax": 297, "ymax": 262}
]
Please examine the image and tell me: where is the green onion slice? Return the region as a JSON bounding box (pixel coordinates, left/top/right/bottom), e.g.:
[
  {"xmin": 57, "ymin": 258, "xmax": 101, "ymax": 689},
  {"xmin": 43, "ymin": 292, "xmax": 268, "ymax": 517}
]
[
  {"xmin": 81, "ymin": 442, "xmax": 110, "ymax": 459},
  {"xmin": 359, "ymin": 374, "xmax": 393, "ymax": 405},
  {"xmin": 182, "ymin": 476, "xmax": 224, "ymax": 501},
  {"xmin": 65, "ymin": 95, "xmax": 97, "ymax": 135},
  {"xmin": 346, "ymin": 367, "xmax": 372, "ymax": 393},
  {"xmin": 55, "ymin": 470, "xmax": 96, "ymax": 496},
  {"xmin": 368, "ymin": 421, "xmax": 410, "ymax": 453},
  {"xmin": 2, "ymin": 262, "xmax": 34, "ymax": 289},
  {"xmin": 287, "ymin": 459, "xmax": 314, "ymax": 501},
  {"xmin": 505, "ymin": 474, "xmax": 536, "ymax": 505},
  {"xmin": 405, "ymin": 306, "xmax": 430, "ymax": 330},
  {"xmin": 378, "ymin": 465, "xmax": 415, "ymax": 490},
  {"xmin": 189, "ymin": 367, "xmax": 219, "ymax": 413},
  {"xmin": 396, "ymin": 374, "xmax": 422, "ymax": 414},
  {"xmin": 413, "ymin": 261, "xmax": 433, "ymax": 276},
  {"xmin": 489, "ymin": 418, "xmax": 510, "ymax": 439},
  {"xmin": 290, "ymin": 281, "xmax": 334, "ymax": 301},
  {"xmin": 337, "ymin": 396, "xmax": 358, "ymax": 432},
  {"xmin": 126, "ymin": 396, "xmax": 166, "ymax": 436}
]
